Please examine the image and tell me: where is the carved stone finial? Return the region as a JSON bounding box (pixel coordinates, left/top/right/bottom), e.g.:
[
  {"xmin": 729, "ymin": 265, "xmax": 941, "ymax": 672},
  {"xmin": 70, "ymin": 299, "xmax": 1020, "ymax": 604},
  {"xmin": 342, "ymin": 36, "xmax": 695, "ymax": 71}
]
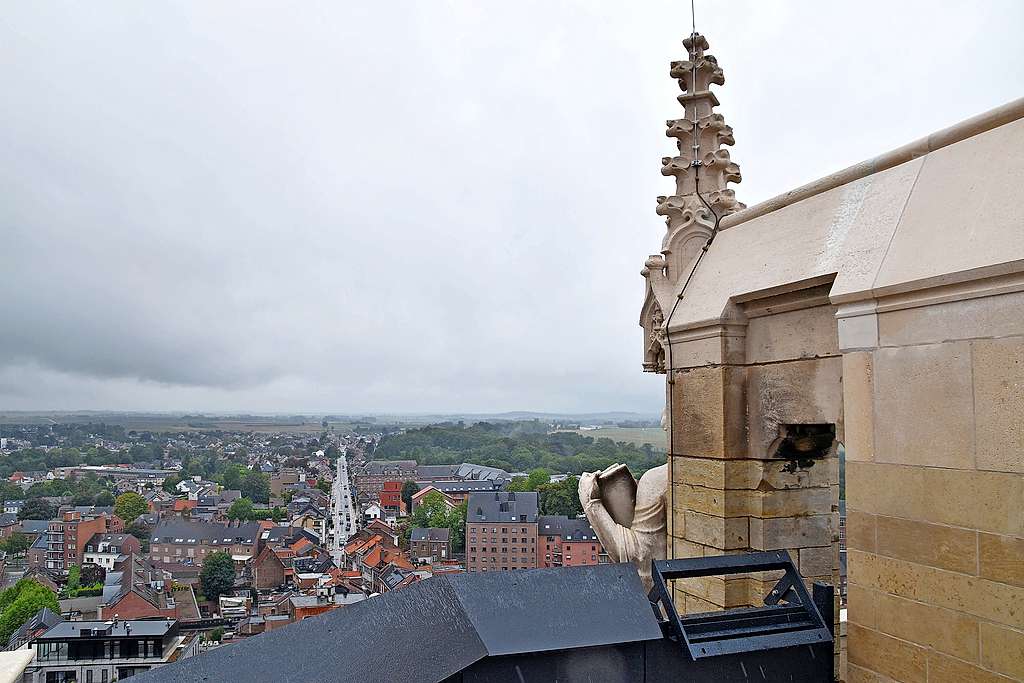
[{"xmin": 640, "ymin": 33, "xmax": 744, "ymax": 372}]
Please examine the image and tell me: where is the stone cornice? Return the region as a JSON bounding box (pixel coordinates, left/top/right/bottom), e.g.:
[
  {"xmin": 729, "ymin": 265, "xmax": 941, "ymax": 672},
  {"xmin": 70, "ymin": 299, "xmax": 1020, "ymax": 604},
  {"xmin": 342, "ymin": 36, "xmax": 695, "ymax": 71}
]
[{"xmin": 721, "ymin": 96, "xmax": 1024, "ymax": 232}]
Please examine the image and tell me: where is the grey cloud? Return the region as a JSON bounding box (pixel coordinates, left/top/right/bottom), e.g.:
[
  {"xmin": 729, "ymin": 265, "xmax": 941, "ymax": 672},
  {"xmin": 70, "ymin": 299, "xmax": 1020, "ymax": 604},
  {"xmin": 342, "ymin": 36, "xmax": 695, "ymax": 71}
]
[{"xmin": 1, "ymin": 1, "xmax": 1022, "ymax": 412}]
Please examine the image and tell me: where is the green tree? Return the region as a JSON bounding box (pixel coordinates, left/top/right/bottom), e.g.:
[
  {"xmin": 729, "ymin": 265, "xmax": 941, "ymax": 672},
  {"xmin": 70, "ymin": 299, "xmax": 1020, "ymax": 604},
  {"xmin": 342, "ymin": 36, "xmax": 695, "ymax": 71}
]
[
  {"xmin": 220, "ymin": 465, "xmax": 245, "ymax": 492},
  {"xmin": 114, "ymin": 492, "xmax": 148, "ymax": 524},
  {"xmin": 0, "ymin": 533, "xmax": 30, "ymax": 557},
  {"xmin": 65, "ymin": 565, "xmax": 81, "ymax": 593},
  {"xmin": 200, "ymin": 552, "xmax": 235, "ymax": 602},
  {"xmin": 315, "ymin": 479, "xmax": 331, "ymax": 495},
  {"xmin": 162, "ymin": 473, "xmax": 182, "ymax": 494},
  {"xmin": 0, "ymin": 580, "xmax": 60, "ymax": 643},
  {"xmin": 80, "ymin": 563, "xmax": 105, "ymax": 586},
  {"xmin": 93, "ymin": 490, "xmax": 116, "ymax": 507},
  {"xmin": 240, "ymin": 471, "xmax": 270, "ymax": 504},
  {"xmin": 401, "ymin": 481, "xmax": 420, "ymax": 513},
  {"xmin": 538, "ymin": 477, "xmax": 583, "ymax": 517},
  {"xmin": 125, "ymin": 521, "xmax": 151, "ymax": 553},
  {"xmin": 448, "ymin": 502, "xmax": 467, "ymax": 553},
  {"xmin": 209, "ymin": 626, "xmax": 225, "ymax": 642},
  {"xmin": 17, "ymin": 498, "xmax": 55, "ymax": 521},
  {"xmin": 226, "ymin": 498, "xmax": 254, "ymax": 521}
]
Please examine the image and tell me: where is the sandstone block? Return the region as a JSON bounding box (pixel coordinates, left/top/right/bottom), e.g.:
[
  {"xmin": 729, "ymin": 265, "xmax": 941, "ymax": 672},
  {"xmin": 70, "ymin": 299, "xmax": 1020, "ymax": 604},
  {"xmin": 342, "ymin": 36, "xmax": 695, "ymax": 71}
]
[
  {"xmin": 758, "ymin": 514, "xmax": 831, "ymax": 550},
  {"xmin": 848, "ymin": 462, "xmax": 1023, "ymax": 535},
  {"xmin": 980, "ymin": 621, "xmax": 1024, "ymax": 680},
  {"xmin": 845, "ymin": 461, "xmax": 924, "ymax": 519},
  {"xmin": 973, "ymin": 337, "xmax": 1024, "ymax": 473},
  {"xmin": 745, "ymin": 357, "xmax": 843, "ymax": 460},
  {"xmin": 848, "ymin": 623, "xmax": 926, "ymax": 683},
  {"xmin": 877, "ymin": 290, "xmax": 1024, "ymax": 348},
  {"xmin": 842, "ymin": 351, "xmax": 875, "ymax": 462},
  {"xmin": 846, "ymin": 584, "xmax": 875, "ymax": 629},
  {"xmin": 846, "ymin": 510, "xmax": 877, "ymax": 553},
  {"xmin": 798, "ymin": 545, "xmax": 835, "ymax": 577},
  {"xmin": 979, "ymin": 532, "xmax": 1024, "ymax": 587},
  {"xmin": 875, "ymin": 515, "xmax": 978, "ymax": 575},
  {"xmin": 921, "ymin": 467, "xmax": 1023, "ymax": 536},
  {"xmin": 671, "ymin": 367, "xmax": 718, "ymax": 456},
  {"xmin": 874, "ymin": 343, "xmax": 975, "ymax": 469},
  {"xmin": 927, "ymin": 650, "xmax": 1017, "ymax": 683},
  {"xmin": 847, "ymin": 550, "xmax": 1024, "ymax": 629},
  {"xmin": 744, "ymin": 304, "xmax": 839, "ymax": 364},
  {"xmin": 873, "ymin": 591, "xmax": 978, "ymax": 662}
]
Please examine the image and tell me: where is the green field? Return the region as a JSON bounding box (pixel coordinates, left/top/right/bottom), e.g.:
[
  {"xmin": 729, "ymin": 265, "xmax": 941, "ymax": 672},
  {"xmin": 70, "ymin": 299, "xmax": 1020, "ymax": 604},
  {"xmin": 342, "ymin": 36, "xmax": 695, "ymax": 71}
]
[{"xmin": 569, "ymin": 427, "xmax": 667, "ymax": 451}]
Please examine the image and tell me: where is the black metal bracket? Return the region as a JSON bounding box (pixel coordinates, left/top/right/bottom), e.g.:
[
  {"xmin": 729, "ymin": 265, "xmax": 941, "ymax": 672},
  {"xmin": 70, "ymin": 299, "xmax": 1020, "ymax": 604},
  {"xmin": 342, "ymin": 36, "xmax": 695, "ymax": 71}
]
[{"xmin": 648, "ymin": 550, "xmax": 834, "ymax": 660}]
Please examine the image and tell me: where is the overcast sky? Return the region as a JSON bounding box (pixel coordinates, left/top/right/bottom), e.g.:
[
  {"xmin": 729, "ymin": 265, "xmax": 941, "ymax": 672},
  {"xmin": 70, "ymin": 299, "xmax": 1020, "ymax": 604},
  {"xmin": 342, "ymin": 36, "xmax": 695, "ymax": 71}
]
[{"xmin": 2, "ymin": 2, "xmax": 1022, "ymax": 415}]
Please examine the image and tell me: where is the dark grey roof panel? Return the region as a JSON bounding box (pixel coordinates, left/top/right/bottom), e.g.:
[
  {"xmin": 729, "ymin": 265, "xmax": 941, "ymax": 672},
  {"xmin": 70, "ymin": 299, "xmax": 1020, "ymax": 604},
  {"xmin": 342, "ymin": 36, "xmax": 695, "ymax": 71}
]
[
  {"xmin": 136, "ymin": 577, "xmax": 486, "ymax": 683},
  {"xmin": 448, "ymin": 564, "xmax": 659, "ymax": 657},
  {"xmin": 136, "ymin": 563, "xmax": 659, "ymax": 683}
]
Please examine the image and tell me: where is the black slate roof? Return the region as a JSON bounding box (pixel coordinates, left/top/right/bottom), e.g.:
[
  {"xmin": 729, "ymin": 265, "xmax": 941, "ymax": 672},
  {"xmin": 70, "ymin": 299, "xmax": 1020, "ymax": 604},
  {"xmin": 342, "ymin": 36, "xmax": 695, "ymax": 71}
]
[
  {"xmin": 466, "ymin": 491, "xmax": 539, "ymax": 523},
  {"xmin": 136, "ymin": 563, "xmax": 660, "ymax": 683},
  {"xmin": 410, "ymin": 527, "xmax": 450, "ymax": 542},
  {"xmin": 538, "ymin": 515, "xmax": 600, "ymax": 542},
  {"xmin": 151, "ymin": 519, "xmax": 259, "ymax": 546}
]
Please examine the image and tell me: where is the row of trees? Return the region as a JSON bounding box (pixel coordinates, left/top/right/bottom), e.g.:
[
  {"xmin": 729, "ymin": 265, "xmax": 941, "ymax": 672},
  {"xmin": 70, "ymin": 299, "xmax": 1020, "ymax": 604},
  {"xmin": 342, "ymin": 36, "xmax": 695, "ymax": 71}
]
[
  {"xmin": 375, "ymin": 421, "xmax": 662, "ymax": 476},
  {"xmin": 161, "ymin": 464, "xmax": 271, "ymax": 503},
  {"xmin": 507, "ymin": 469, "xmax": 582, "ymax": 517},
  {"xmin": 226, "ymin": 498, "xmax": 286, "ymax": 522}
]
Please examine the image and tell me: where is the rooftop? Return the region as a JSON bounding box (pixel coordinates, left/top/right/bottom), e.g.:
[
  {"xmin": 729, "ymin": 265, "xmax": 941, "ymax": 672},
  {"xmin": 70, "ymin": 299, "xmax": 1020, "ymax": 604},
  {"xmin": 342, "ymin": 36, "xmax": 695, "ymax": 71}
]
[
  {"xmin": 41, "ymin": 619, "xmax": 174, "ymax": 640},
  {"xmin": 467, "ymin": 491, "xmax": 539, "ymax": 523}
]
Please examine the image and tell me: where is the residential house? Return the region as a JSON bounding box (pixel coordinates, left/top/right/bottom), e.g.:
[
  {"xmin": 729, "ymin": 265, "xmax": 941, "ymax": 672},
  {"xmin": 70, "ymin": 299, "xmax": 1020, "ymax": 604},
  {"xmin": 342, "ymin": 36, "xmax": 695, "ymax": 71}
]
[
  {"xmin": 420, "ymin": 480, "xmax": 501, "ymax": 505},
  {"xmin": 252, "ymin": 546, "xmax": 289, "ymax": 590},
  {"xmin": 409, "ymin": 528, "xmax": 451, "ymax": 564},
  {"xmin": 82, "ymin": 533, "xmax": 142, "ymax": 571},
  {"xmin": 465, "ymin": 491, "xmax": 539, "ymax": 573},
  {"xmin": 45, "ymin": 509, "xmax": 121, "ymax": 573},
  {"xmin": 149, "ymin": 519, "xmax": 261, "ymax": 568},
  {"xmin": 6, "ymin": 607, "xmax": 62, "ymax": 652},
  {"xmin": 22, "ymin": 618, "xmax": 200, "ymax": 683},
  {"xmin": 536, "ymin": 516, "xmax": 605, "ymax": 568},
  {"xmin": 409, "ymin": 486, "xmax": 457, "ymax": 513},
  {"xmin": 377, "ymin": 481, "xmax": 404, "ymax": 518}
]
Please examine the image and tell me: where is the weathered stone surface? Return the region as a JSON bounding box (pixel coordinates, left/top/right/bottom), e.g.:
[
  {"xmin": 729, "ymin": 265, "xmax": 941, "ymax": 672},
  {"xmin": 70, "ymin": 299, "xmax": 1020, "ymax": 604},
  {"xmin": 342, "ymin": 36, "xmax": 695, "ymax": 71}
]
[
  {"xmin": 980, "ymin": 621, "xmax": 1024, "ymax": 680},
  {"xmin": 756, "ymin": 515, "xmax": 831, "ymax": 551},
  {"xmin": 848, "ymin": 623, "xmax": 927, "ymax": 683},
  {"xmin": 745, "ymin": 356, "xmax": 843, "ymax": 459},
  {"xmin": 849, "ymin": 463, "xmax": 1022, "ymax": 536},
  {"xmin": 744, "ymin": 305, "xmax": 839, "ymax": 364},
  {"xmin": 842, "ymin": 351, "xmax": 874, "ymax": 462},
  {"xmin": 671, "ymin": 366, "xmax": 725, "ymax": 457},
  {"xmin": 875, "ymin": 516, "xmax": 978, "ymax": 575},
  {"xmin": 846, "ymin": 510, "xmax": 877, "ymax": 553},
  {"xmin": 979, "ymin": 532, "xmax": 1024, "ymax": 587},
  {"xmin": 878, "ymin": 290, "xmax": 1024, "ymax": 347},
  {"xmin": 873, "ymin": 116, "xmax": 1024, "ymax": 293},
  {"xmin": 848, "ymin": 550, "xmax": 1024, "ymax": 629},
  {"xmin": 927, "ymin": 650, "xmax": 1018, "ymax": 683},
  {"xmin": 873, "ymin": 591, "xmax": 979, "ymax": 662},
  {"xmin": 846, "ymin": 584, "xmax": 875, "ymax": 629},
  {"xmin": 798, "ymin": 545, "xmax": 834, "ymax": 577},
  {"xmin": 921, "ymin": 467, "xmax": 1024, "ymax": 536},
  {"xmin": 874, "ymin": 343, "xmax": 975, "ymax": 469},
  {"xmin": 973, "ymin": 337, "xmax": 1024, "ymax": 473}
]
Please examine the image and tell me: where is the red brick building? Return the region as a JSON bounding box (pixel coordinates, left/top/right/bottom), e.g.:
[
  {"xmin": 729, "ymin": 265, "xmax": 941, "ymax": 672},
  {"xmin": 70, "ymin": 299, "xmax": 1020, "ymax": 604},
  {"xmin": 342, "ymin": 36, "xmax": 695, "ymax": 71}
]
[
  {"xmin": 537, "ymin": 515, "xmax": 605, "ymax": 568},
  {"xmin": 466, "ymin": 491, "xmax": 538, "ymax": 573},
  {"xmin": 378, "ymin": 481, "xmax": 404, "ymax": 517},
  {"xmin": 46, "ymin": 509, "xmax": 121, "ymax": 572}
]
